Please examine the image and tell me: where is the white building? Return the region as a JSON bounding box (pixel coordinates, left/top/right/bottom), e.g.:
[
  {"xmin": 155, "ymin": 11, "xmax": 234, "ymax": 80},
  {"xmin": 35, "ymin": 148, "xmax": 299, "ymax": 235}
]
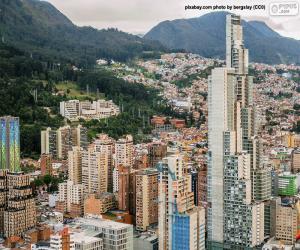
[
  {"xmin": 60, "ymin": 99, "xmax": 119, "ymax": 121},
  {"xmin": 76, "ymin": 217, "xmax": 133, "ymax": 250},
  {"xmin": 73, "ymin": 231, "xmax": 103, "ymax": 250}
]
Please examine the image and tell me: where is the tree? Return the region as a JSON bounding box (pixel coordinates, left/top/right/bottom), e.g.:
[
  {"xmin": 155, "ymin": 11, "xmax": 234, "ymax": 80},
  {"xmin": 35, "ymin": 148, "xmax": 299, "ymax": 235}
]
[
  {"xmin": 34, "ymin": 178, "xmax": 44, "ymax": 187},
  {"xmin": 43, "ymin": 174, "xmax": 52, "ymax": 186}
]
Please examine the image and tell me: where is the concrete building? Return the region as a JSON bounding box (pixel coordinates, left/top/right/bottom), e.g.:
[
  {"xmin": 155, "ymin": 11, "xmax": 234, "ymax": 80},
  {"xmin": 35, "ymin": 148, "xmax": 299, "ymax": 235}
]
[
  {"xmin": 117, "ymin": 165, "xmax": 130, "ymax": 211},
  {"xmin": 50, "ymin": 227, "xmax": 75, "ymax": 250},
  {"xmin": 82, "ymin": 145, "xmax": 108, "ymax": 194},
  {"xmin": 84, "ymin": 193, "xmax": 116, "ymax": 216},
  {"xmin": 198, "ymin": 166, "xmax": 207, "ymax": 206},
  {"xmin": 68, "ymin": 146, "xmax": 82, "ymax": 184},
  {"xmin": 148, "ymin": 142, "xmax": 167, "ymax": 168},
  {"xmin": 133, "ymin": 233, "xmax": 158, "ymax": 250},
  {"xmin": 292, "ymin": 149, "xmax": 300, "ymax": 173},
  {"xmin": 207, "ymin": 14, "xmax": 267, "ymax": 248},
  {"xmin": 76, "ymin": 217, "xmax": 133, "ymax": 250},
  {"xmin": 277, "ymin": 172, "xmax": 298, "ymax": 196},
  {"xmin": 158, "ymin": 154, "xmax": 204, "ymax": 250},
  {"xmin": 40, "ymin": 154, "xmax": 52, "ymax": 176},
  {"xmin": 115, "ymin": 135, "xmax": 133, "ymax": 168},
  {"xmin": 135, "ymin": 168, "xmax": 158, "ymax": 231},
  {"xmin": 93, "ymin": 134, "xmax": 115, "ymax": 193},
  {"xmin": 41, "ymin": 125, "xmax": 87, "ymax": 160},
  {"xmin": 171, "ymin": 207, "xmax": 206, "ymax": 250},
  {"xmin": 275, "ymin": 199, "xmax": 298, "ymax": 245},
  {"xmin": 2, "ymin": 171, "xmax": 36, "ymax": 238},
  {"xmin": 60, "ymin": 99, "xmax": 119, "ymax": 121},
  {"xmin": 113, "ymin": 167, "xmax": 119, "ymax": 193},
  {"xmin": 73, "ymin": 231, "xmax": 103, "ymax": 250},
  {"xmin": 56, "ymin": 180, "xmax": 84, "ymax": 217}
]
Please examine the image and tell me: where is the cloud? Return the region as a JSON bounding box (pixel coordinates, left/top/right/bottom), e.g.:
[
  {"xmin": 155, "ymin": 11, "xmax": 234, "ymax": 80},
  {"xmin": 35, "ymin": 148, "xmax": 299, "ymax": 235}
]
[{"xmin": 45, "ymin": 0, "xmax": 300, "ymax": 39}]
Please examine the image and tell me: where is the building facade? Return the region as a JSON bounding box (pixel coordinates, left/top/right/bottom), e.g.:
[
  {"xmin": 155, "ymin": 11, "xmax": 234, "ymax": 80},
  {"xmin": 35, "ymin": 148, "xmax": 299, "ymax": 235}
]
[
  {"xmin": 0, "ymin": 116, "xmax": 20, "ymax": 172},
  {"xmin": 135, "ymin": 168, "xmax": 158, "ymax": 231},
  {"xmin": 207, "ymin": 14, "xmax": 269, "ymax": 248},
  {"xmin": 82, "ymin": 145, "xmax": 109, "ymax": 194},
  {"xmin": 56, "ymin": 180, "xmax": 84, "ymax": 217},
  {"xmin": 41, "ymin": 125, "xmax": 87, "ymax": 160}
]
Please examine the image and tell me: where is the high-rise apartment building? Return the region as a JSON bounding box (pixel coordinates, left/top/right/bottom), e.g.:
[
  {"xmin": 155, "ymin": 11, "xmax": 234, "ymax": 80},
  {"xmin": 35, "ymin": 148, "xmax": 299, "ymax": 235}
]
[
  {"xmin": 171, "ymin": 206, "xmax": 206, "ymax": 250},
  {"xmin": 292, "ymin": 149, "xmax": 300, "ymax": 173},
  {"xmin": 115, "ymin": 135, "xmax": 133, "ymax": 168},
  {"xmin": 40, "ymin": 153, "xmax": 52, "ymax": 176},
  {"xmin": 158, "ymin": 154, "xmax": 204, "ymax": 250},
  {"xmin": 148, "ymin": 142, "xmax": 167, "ymax": 168},
  {"xmin": 135, "ymin": 168, "xmax": 158, "ymax": 231},
  {"xmin": 117, "ymin": 165, "xmax": 130, "ymax": 211},
  {"xmin": 2, "ymin": 172, "xmax": 36, "ymax": 238},
  {"xmin": 0, "ymin": 116, "xmax": 20, "ymax": 172},
  {"xmin": 82, "ymin": 145, "xmax": 108, "ymax": 194},
  {"xmin": 208, "ymin": 14, "xmax": 269, "ymax": 248},
  {"xmin": 68, "ymin": 146, "xmax": 82, "ymax": 184},
  {"xmin": 94, "ymin": 134, "xmax": 115, "ymax": 192},
  {"xmin": 41, "ymin": 125, "xmax": 87, "ymax": 160}
]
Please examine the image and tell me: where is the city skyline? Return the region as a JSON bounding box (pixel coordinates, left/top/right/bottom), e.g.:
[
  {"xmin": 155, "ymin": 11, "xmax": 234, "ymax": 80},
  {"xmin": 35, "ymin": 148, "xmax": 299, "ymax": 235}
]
[{"xmin": 1, "ymin": 0, "xmax": 300, "ymax": 248}]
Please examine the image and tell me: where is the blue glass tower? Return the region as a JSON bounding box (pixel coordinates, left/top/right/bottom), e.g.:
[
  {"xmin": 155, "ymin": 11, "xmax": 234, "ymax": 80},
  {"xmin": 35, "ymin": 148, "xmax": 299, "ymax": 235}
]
[{"xmin": 0, "ymin": 116, "xmax": 20, "ymax": 172}]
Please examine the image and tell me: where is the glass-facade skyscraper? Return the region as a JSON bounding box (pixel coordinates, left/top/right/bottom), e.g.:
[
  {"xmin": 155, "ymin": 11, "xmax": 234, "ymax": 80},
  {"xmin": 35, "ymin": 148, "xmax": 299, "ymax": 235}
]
[{"xmin": 0, "ymin": 116, "xmax": 20, "ymax": 172}]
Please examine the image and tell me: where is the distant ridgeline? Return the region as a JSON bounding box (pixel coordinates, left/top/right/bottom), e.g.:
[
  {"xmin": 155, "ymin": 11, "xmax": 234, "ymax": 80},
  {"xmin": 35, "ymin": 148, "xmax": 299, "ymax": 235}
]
[{"xmin": 0, "ymin": 0, "xmax": 167, "ymax": 66}]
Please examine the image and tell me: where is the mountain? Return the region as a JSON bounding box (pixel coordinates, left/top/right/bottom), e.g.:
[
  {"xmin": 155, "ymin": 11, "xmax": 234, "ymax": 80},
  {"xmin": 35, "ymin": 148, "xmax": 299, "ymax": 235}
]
[
  {"xmin": 144, "ymin": 11, "xmax": 300, "ymax": 64},
  {"xmin": 0, "ymin": 0, "xmax": 166, "ymax": 65}
]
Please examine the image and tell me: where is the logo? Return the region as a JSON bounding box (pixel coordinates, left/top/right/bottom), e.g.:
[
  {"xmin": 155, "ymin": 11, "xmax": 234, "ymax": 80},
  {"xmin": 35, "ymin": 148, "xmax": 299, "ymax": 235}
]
[{"xmin": 270, "ymin": 2, "xmax": 299, "ymax": 16}]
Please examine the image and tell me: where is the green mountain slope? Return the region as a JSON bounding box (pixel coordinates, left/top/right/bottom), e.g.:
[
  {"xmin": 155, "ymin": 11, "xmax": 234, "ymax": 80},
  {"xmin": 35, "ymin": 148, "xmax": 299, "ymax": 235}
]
[{"xmin": 0, "ymin": 0, "xmax": 166, "ymax": 65}]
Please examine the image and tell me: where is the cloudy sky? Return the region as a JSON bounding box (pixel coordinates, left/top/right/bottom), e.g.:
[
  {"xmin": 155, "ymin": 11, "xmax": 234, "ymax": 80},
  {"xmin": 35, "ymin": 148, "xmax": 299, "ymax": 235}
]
[{"xmin": 45, "ymin": 0, "xmax": 300, "ymax": 39}]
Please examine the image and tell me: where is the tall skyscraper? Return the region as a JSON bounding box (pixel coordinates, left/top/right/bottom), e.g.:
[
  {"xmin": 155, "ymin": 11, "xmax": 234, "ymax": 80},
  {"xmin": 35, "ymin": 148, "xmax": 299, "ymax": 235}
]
[
  {"xmin": 0, "ymin": 116, "xmax": 36, "ymax": 238},
  {"xmin": 0, "ymin": 116, "xmax": 20, "ymax": 172},
  {"xmin": 208, "ymin": 14, "xmax": 269, "ymax": 248}
]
